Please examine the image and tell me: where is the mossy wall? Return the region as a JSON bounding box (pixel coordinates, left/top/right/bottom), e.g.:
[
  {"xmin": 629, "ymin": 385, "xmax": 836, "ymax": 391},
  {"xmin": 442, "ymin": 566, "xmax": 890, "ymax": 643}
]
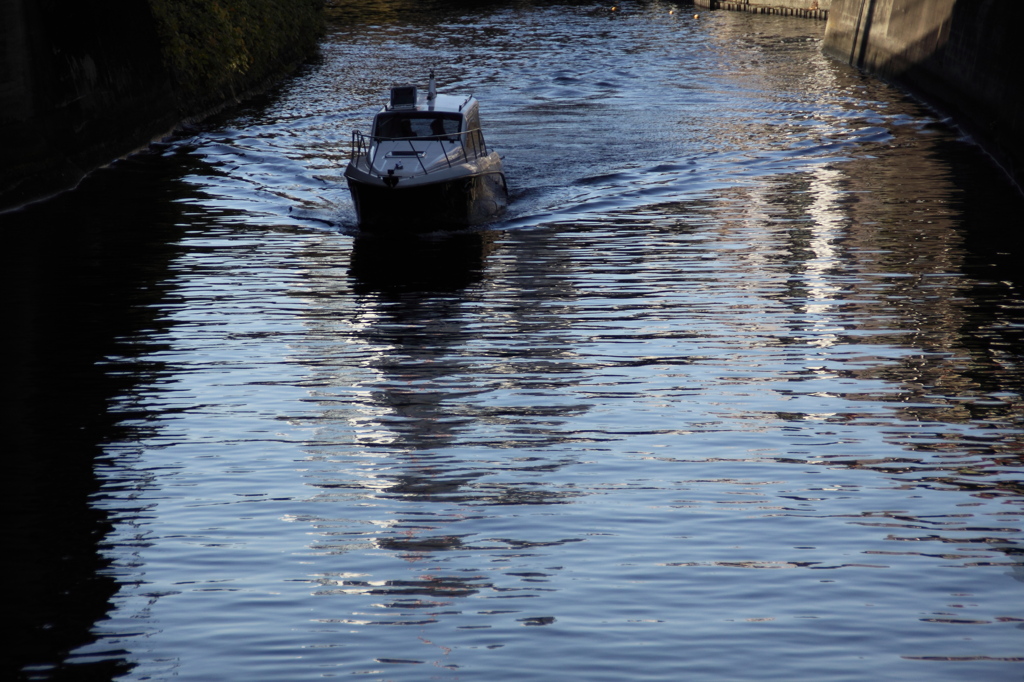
[
  {"xmin": 150, "ymin": 0, "xmax": 323, "ymax": 116},
  {"xmin": 0, "ymin": 0, "xmax": 324, "ymax": 212}
]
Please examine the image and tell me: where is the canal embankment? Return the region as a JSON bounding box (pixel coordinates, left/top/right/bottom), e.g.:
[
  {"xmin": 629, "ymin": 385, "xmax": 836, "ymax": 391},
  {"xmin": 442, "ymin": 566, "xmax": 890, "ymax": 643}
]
[
  {"xmin": 0, "ymin": 0, "xmax": 323, "ymax": 213},
  {"xmin": 823, "ymin": 0, "xmax": 1022, "ymax": 191},
  {"xmin": 693, "ymin": 0, "xmax": 831, "ymax": 20}
]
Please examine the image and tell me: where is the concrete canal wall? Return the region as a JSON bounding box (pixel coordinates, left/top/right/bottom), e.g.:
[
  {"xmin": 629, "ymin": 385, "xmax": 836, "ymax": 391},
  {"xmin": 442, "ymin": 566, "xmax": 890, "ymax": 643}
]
[
  {"xmin": 823, "ymin": 0, "xmax": 1023, "ymax": 190},
  {"xmin": 0, "ymin": 0, "xmax": 323, "ymax": 213},
  {"xmin": 694, "ymin": 0, "xmax": 831, "ymax": 20}
]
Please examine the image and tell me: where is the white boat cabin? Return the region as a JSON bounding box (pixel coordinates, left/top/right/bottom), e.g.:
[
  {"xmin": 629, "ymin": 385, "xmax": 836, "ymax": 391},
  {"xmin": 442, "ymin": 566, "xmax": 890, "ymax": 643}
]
[
  {"xmin": 352, "ymin": 82, "xmax": 490, "ymax": 182},
  {"xmin": 344, "ymin": 74, "xmax": 508, "ymax": 230}
]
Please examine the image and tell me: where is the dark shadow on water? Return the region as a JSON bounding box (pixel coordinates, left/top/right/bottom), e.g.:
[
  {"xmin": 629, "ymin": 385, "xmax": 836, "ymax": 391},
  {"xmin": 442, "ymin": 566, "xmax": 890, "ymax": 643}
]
[
  {"xmin": 1, "ymin": 153, "xmax": 190, "ymax": 681},
  {"xmin": 348, "ymin": 229, "xmax": 498, "ymax": 294}
]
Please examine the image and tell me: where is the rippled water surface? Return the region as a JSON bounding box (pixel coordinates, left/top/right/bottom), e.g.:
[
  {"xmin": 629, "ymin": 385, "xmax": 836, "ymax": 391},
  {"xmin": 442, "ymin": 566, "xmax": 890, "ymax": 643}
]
[{"xmin": 8, "ymin": 2, "xmax": 1024, "ymax": 680}]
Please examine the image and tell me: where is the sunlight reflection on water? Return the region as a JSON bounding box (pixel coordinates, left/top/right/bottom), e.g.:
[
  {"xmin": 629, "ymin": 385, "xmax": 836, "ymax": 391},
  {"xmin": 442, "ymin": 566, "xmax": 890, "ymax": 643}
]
[{"xmin": 11, "ymin": 3, "xmax": 1024, "ymax": 681}]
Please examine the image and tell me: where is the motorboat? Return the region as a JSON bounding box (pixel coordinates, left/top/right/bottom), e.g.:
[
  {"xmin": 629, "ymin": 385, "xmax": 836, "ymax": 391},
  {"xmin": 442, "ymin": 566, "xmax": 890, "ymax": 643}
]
[{"xmin": 345, "ymin": 72, "xmax": 508, "ymax": 232}]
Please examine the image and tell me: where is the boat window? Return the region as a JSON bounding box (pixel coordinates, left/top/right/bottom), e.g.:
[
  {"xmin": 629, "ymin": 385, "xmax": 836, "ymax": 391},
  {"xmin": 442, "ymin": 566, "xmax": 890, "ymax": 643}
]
[{"xmin": 374, "ymin": 113, "xmax": 463, "ymax": 140}]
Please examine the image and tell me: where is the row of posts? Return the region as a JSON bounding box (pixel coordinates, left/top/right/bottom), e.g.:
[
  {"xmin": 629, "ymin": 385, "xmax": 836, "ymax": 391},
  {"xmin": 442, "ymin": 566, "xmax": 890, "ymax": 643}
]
[{"xmin": 693, "ymin": 0, "xmax": 829, "ymax": 20}]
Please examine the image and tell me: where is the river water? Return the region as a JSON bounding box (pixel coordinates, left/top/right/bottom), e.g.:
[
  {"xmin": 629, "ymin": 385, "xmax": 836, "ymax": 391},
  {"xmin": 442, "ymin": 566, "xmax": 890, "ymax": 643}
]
[{"xmin": 7, "ymin": 2, "xmax": 1024, "ymax": 680}]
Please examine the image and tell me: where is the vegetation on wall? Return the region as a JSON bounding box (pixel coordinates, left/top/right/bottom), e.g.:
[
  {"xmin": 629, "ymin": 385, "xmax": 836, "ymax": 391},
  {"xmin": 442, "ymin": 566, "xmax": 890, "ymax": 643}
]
[
  {"xmin": 0, "ymin": 0, "xmax": 324, "ymax": 211},
  {"xmin": 149, "ymin": 0, "xmax": 324, "ymax": 114}
]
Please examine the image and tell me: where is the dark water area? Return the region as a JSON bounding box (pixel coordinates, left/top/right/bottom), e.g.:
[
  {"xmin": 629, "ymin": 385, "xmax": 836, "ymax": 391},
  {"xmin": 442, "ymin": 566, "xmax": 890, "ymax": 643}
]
[{"xmin": 5, "ymin": 2, "xmax": 1024, "ymax": 680}]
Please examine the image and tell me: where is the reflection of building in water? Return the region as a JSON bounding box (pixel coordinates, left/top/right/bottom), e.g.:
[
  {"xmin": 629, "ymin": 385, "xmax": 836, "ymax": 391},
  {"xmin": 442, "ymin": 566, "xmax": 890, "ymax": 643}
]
[
  {"xmin": 643, "ymin": 41, "xmax": 1023, "ymax": 479},
  {"xmin": 651, "ymin": 141, "xmax": 1024, "ymax": 548},
  {"xmin": 689, "ymin": 8, "xmax": 1024, "ymax": 453}
]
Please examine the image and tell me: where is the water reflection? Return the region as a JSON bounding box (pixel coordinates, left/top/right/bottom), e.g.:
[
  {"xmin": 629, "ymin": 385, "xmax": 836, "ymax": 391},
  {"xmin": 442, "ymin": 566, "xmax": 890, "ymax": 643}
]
[
  {"xmin": 286, "ymin": 221, "xmax": 589, "ymax": 647},
  {"xmin": 348, "ymin": 231, "xmax": 495, "ymax": 294},
  {"xmin": 7, "ymin": 3, "xmax": 1024, "ymax": 681}
]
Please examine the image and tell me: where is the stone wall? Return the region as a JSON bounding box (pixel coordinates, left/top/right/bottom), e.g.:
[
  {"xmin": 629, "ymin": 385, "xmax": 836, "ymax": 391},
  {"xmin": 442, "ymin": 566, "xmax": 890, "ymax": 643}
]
[
  {"xmin": 694, "ymin": 0, "xmax": 831, "ymax": 19},
  {"xmin": 823, "ymin": 0, "xmax": 1023, "ymax": 190},
  {"xmin": 0, "ymin": 1, "xmax": 177, "ymax": 211},
  {"xmin": 0, "ymin": 0, "xmax": 323, "ymax": 213}
]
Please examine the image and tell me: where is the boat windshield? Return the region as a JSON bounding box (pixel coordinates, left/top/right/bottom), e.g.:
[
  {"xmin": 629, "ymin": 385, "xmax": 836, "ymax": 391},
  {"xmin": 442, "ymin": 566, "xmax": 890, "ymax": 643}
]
[{"xmin": 374, "ymin": 112, "xmax": 463, "ymax": 140}]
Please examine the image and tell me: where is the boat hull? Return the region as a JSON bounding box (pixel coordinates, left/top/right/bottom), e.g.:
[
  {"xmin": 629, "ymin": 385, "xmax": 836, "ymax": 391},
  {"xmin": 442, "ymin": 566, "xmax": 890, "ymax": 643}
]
[{"xmin": 345, "ymin": 160, "xmax": 507, "ymax": 233}]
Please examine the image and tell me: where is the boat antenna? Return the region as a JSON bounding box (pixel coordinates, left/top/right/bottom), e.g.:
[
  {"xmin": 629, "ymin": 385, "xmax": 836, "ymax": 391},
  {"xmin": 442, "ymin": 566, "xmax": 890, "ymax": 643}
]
[{"xmin": 427, "ymin": 69, "xmax": 437, "ymax": 101}]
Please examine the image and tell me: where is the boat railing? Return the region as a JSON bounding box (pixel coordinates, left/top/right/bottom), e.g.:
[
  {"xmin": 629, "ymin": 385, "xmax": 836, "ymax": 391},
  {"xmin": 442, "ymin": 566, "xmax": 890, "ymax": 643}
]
[{"xmin": 350, "ymin": 128, "xmax": 489, "ymax": 178}]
